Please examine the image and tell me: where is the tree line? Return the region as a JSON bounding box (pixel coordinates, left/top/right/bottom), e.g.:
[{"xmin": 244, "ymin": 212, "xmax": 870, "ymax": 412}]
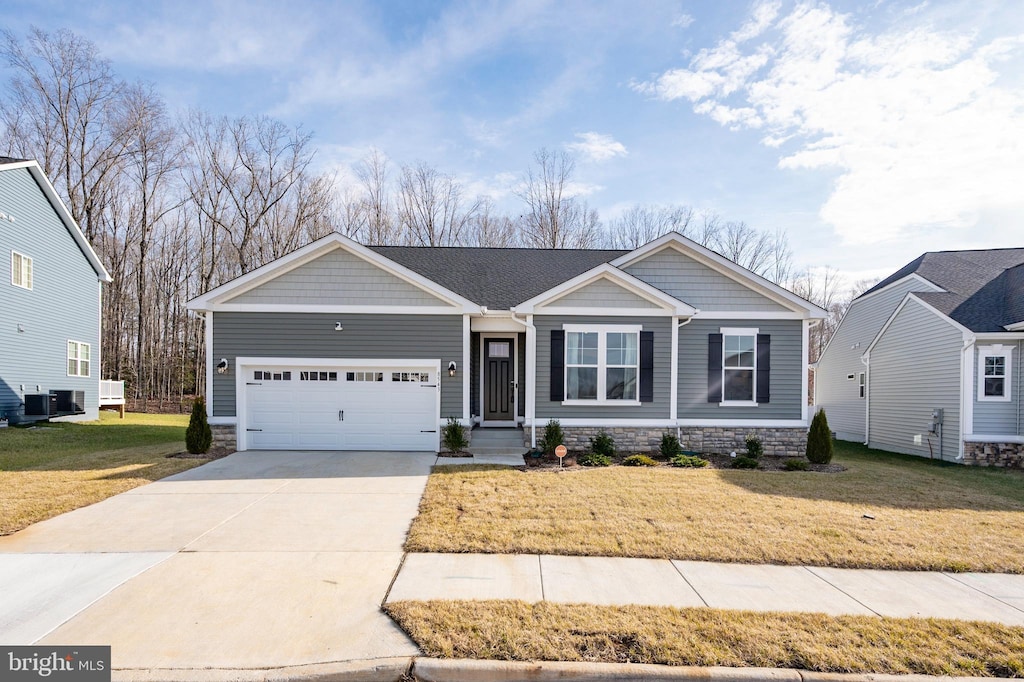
[{"xmin": 0, "ymin": 28, "xmax": 865, "ymax": 409}]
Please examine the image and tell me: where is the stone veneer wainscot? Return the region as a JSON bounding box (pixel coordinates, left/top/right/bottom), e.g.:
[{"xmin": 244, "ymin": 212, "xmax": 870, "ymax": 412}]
[
  {"xmin": 963, "ymin": 441, "xmax": 1024, "ymax": 468},
  {"xmin": 527, "ymin": 426, "xmax": 808, "ymax": 457}
]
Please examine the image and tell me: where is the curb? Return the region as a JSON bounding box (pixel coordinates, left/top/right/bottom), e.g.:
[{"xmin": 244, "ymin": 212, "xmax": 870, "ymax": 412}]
[
  {"xmin": 411, "ymin": 659, "xmax": 1000, "ymax": 682},
  {"xmin": 111, "ymin": 656, "xmax": 413, "ymax": 682}
]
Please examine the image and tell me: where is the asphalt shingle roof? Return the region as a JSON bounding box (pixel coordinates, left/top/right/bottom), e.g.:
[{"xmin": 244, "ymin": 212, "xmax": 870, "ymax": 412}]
[
  {"xmin": 369, "ymin": 245, "xmax": 628, "ymax": 309},
  {"xmin": 860, "ymin": 248, "xmax": 1024, "ymax": 332},
  {"xmin": 0, "ymin": 156, "xmax": 28, "ymax": 165}
]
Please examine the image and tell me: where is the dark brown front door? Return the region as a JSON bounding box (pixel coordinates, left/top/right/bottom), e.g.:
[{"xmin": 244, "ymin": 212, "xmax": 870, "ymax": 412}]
[{"xmin": 484, "ymin": 339, "xmax": 514, "ymax": 421}]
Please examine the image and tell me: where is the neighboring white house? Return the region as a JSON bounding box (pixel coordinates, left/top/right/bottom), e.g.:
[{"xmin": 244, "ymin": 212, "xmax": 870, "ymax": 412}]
[{"xmin": 814, "ymin": 248, "xmax": 1024, "ymax": 466}]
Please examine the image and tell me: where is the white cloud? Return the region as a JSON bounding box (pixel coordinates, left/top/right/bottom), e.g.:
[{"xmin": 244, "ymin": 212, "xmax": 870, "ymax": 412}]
[
  {"xmin": 633, "ymin": 2, "xmax": 1024, "ymax": 246},
  {"xmin": 672, "ymin": 13, "xmax": 695, "ymax": 29},
  {"xmin": 566, "ymin": 132, "xmax": 629, "ymax": 162}
]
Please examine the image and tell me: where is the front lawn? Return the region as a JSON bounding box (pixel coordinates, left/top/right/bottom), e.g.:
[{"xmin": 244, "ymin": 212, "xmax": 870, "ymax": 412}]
[
  {"xmin": 0, "ymin": 411, "xmax": 213, "ymax": 534},
  {"xmin": 406, "ymin": 441, "xmax": 1024, "ymax": 572},
  {"xmin": 386, "ymin": 600, "xmax": 1024, "ymax": 677}
]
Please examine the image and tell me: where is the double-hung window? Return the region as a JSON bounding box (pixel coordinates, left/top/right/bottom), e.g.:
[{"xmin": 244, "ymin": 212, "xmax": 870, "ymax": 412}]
[
  {"xmin": 11, "ymin": 251, "xmax": 32, "ymax": 289},
  {"xmin": 564, "ymin": 326, "xmax": 639, "ymax": 403},
  {"xmin": 977, "ymin": 346, "xmax": 1011, "ymax": 402},
  {"xmin": 67, "ymin": 341, "xmax": 91, "ymax": 377},
  {"xmin": 721, "ymin": 328, "xmax": 756, "ymax": 404}
]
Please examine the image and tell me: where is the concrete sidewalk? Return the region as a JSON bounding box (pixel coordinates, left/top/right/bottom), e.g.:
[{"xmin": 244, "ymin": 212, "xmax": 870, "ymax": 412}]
[{"xmin": 387, "ymin": 553, "xmax": 1024, "ymax": 625}]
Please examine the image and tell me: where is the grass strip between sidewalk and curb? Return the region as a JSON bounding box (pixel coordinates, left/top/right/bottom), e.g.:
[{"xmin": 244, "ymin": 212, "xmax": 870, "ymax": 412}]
[
  {"xmin": 385, "ymin": 600, "xmax": 1024, "ymax": 678},
  {"xmin": 406, "ymin": 442, "xmax": 1024, "ymax": 573}
]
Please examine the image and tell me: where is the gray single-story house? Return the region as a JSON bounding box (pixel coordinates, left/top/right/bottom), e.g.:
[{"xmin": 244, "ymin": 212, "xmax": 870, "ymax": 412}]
[
  {"xmin": 814, "ymin": 248, "xmax": 1024, "ymax": 466},
  {"xmin": 187, "ymin": 232, "xmax": 827, "ymax": 453},
  {"xmin": 0, "ymin": 157, "xmax": 112, "ymax": 423}
]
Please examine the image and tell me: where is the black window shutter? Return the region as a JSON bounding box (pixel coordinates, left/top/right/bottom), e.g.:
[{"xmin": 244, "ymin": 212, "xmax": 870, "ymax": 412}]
[
  {"xmin": 639, "ymin": 331, "xmax": 654, "ymax": 402},
  {"xmin": 756, "ymin": 334, "xmax": 771, "ymax": 404},
  {"xmin": 550, "ymin": 330, "xmax": 565, "ymax": 401},
  {"xmin": 707, "ymin": 333, "xmax": 723, "ymax": 403}
]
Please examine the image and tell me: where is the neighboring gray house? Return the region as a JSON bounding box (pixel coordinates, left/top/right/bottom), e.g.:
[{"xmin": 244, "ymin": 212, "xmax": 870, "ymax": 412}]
[
  {"xmin": 0, "ymin": 157, "xmax": 112, "ymax": 422},
  {"xmin": 187, "ymin": 232, "xmax": 826, "ymax": 453},
  {"xmin": 814, "ymin": 248, "xmax": 1024, "ymax": 466}
]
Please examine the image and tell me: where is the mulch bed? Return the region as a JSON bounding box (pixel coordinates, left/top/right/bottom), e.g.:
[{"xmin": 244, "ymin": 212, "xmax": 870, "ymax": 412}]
[
  {"xmin": 166, "ymin": 445, "xmax": 234, "ymax": 460},
  {"xmin": 524, "ymin": 451, "xmax": 845, "ymax": 473}
]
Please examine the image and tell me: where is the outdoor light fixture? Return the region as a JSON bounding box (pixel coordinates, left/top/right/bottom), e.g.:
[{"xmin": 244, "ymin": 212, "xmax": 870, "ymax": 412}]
[
  {"xmin": 448, "ymin": 361, "xmax": 457, "ymax": 377},
  {"xmin": 334, "ymin": 321, "xmax": 343, "ymax": 331},
  {"xmin": 216, "ymin": 358, "xmax": 229, "ymax": 374}
]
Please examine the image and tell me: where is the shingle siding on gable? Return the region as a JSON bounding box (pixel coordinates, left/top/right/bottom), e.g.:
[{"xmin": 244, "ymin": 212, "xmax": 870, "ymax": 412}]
[
  {"xmin": 868, "ymin": 299, "xmax": 962, "ymax": 461},
  {"xmin": 972, "ymin": 342, "xmax": 1022, "ymax": 436},
  {"xmin": 546, "ymin": 278, "xmax": 659, "ymax": 308},
  {"xmin": 623, "ymin": 247, "xmax": 788, "ymax": 312},
  {"xmin": 227, "ymin": 248, "xmax": 449, "ymax": 306},
  {"xmin": 0, "ymin": 167, "xmax": 100, "ymax": 419},
  {"xmin": 677, "ymin": 318, "xmax": 803, "ymax": 420},
  {"xmin": 815, "ymin": 278, "xmax": 926, "ymax": 441}
]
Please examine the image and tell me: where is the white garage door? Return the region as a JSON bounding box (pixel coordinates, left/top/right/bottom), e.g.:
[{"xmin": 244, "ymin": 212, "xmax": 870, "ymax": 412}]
[{"xmin": 242, "ymin": 363, "xmax": 439, "ymax": 451}]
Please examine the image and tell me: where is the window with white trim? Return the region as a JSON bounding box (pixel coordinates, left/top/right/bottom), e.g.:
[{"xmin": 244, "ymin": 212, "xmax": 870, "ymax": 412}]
[
  {"xmin": 67, "ymin": 340, "xmax": 90, "ymax": 377},
  {"xmin": 721, "ymin": 328, "xmax": 756, "ymax": 404},
  {"xmin": 12, "ymin": 251, "xmax": 32, "ymax": 289},
  {"xmin": 564, "ymin": 326, "xmax": 639, "ymax": 402},
  {"xmin": 978, "ymin": 346, "xmax": 1011, "ymax": 402},
  {"xmin": 858, "ymin": 372, "xmax": 865, "ymax": 399}
]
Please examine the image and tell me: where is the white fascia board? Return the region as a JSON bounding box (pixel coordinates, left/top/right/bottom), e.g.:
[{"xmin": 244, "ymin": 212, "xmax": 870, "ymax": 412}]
[
  {"xmin": 471, "ymin": 314, "xmax": 528, "ymax": 332},
  {"xmin": 534, "ymin": 306, "xmax": 678, "ymax": 317},
  {"xmin": 863, "ymin": 294, "xmax": 972, "ymax": 358},
  {"xmin": 1005, "ymin": 321, "xmax": 1024, "ymax": 332},
  {"xmin": 4, "ymin": 161, "xmax": 113, "ymax": 283},
  {"xmin": 609, "ymin": 232, "xmax": 827, "ymax": 318},
  {"xmin": 513, "ymin": 263, "xmax": 696, "ymax": 316},
  {"xmin": 203, "ymin": 303, "xmax": 462, "ymax": 315},
  {"xmin": 187, "ymin": 232, "xmax": 480, "ymax": 313},
  {"xmin": 976, "ymin": 331, "xmax": 1024, "ymax": 341},
  {"xmin": 695, "ymin": 311, "xmax": 805, "ymax": 320}
]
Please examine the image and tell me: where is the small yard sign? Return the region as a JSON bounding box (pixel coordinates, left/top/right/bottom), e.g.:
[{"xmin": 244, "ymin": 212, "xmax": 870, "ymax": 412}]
[{"xmin": 555, "ymin": 444, "xmax": 567, "ymax": 467}]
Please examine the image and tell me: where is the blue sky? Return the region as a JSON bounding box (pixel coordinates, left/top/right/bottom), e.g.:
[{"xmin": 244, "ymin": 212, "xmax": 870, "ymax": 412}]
[{"xmin": 2, "ymin": 0, "xmax": 1022, "ymax": 288}]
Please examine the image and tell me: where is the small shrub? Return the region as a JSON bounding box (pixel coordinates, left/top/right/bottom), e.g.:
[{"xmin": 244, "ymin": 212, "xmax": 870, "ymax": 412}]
[
  {"xmin": 590, "ymin": 431, "xmax": 616, "ymax": 458},
  {"xmin": 732, "ymin": 456, "xmax": 759, "ymax": 469},
  {"xmin": 442, "ymin": 417, "xmax": 468, "ymax": 452},
  {"xmin": 784, "ymin": 458, "xmax": 810, "ymax": 471},
  {"xmin": 806, "ymin": 408, "xmax": 834, "ymax": 464},
  {"xmin": 539, "ymin": 419, "xmax": 564, "ymax": 455},
  {"xmin": 185, "ymin": 396, "xmax": 213, "ymax": 454},
  {"xmin": 744, "ymin": 434, "xmax": 763, "ymax": 459},
  {"xmin": 622, "ymin": 454, "xmax": 658, "ymax": 467},
  {"xmin": 659, "ymin": 433, "xmax": 682, "ymax": 459},
  {"xmin": 671, "ymin": 454, "xmax": 709, "ymax": 468},
  {"xmin": 577, "ymin": 451, "xmax": 611, "ymax": 467}
]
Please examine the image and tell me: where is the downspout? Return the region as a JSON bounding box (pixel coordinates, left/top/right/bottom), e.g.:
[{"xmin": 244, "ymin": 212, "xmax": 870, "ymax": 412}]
[
  {"xmin": 860, "ymin": 352, "xmax": 869, "ymax": 446},
  {"xmin": 512, "ymin": 311, "xmax": 537, "ymax": 448},
  {"xmin": 674, "ymin": 316, "xmax": 694, "ymax": 441}
]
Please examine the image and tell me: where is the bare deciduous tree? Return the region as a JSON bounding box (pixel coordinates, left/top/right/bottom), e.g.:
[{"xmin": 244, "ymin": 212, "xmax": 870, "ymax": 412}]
[
  {"xmin": 356, "ymin": 148, "xmax": 395, "ymax": 245},
  {"xmin": 516, "ymin": 148, "xmax": 601, "ymax": 248},
  {"xmin": 466, "ymin": 197, "xmax": 519, "ymax": 247},
  {"xmin": 397, "ymin": 162, "xmax": 479, "ymax": 246},
  {"xmin": 606, "ymin": 204, "xmax": 695, "ymax": 248}
]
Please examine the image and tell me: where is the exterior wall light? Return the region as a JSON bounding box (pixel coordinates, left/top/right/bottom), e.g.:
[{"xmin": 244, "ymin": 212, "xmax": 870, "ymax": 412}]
[
  {"xmin": 448, "ymin": 361, "xmax": 457, "ymax": 377},
  {"xmin": 335, "ymin": 322, "xmax": 343, "ymax": 331},
  {"xmin": 216, "ymin": 358, "xmax": 229, "ymax": 374}
]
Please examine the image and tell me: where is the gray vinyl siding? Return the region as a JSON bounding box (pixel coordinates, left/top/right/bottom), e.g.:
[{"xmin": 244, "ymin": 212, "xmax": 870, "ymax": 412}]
[
  {"xmin": 212, "ymin": 313, "xmax": 463, "ymax": 419},
  {"xmin": 547, "ymin": 278, "xmax": 659, "ymax": 308},
  {"xmin": 972, "ymin": 341, "xmax": 1022, "ymax": 436},
  {"xmin": 518, "ymin": 332, "xmax": 526, "ymax": 417},
  {"xmin": 535, "ymin": 315, "xmax": 671, "ymax": 419},
  {"xmin": 868, "ymin": 299, "xmax": 962, "ymax": 461},
  {"xmin": 815, "ymin": 278, "xmax": 925, "ymax": 441},
  {"xmin": 0, "ymin": 167, "xmax": 101, "ymax": 420},
  {"xmin": 623, "ymin": 247, "xmax": 787, "ymax": 312},
  {"xmin": 678, "ymin": 318, "xmax": 804, "ymax": 420},
  {"xmin": 228, "ymin": 248, "xmax": 448, "ymax": 306}
]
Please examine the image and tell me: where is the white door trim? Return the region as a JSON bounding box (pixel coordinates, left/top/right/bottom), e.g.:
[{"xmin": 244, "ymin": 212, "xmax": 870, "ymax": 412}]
[{"xmin": 479, "ymin": 334, "xmax": 518, "ymax": 427}]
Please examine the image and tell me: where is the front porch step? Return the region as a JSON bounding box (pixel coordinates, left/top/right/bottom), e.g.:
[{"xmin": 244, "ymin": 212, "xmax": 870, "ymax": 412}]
[
  {"xmin": 469, "ymin": 428, "xmax": 524, "ymax": 447},
  {"xmin": 467, "ymin": 446, "xmax": 529, "ymax": 457}
]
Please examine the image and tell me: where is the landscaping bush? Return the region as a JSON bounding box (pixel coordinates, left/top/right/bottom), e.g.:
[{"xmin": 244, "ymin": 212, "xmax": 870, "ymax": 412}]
[
  {"xmin": 442, "ymin": 417, "xmax": 468, "ymax": 452},
  {"xmin": 806, "ymin": 408, "xmax": 834, "ymax": 464},
  {"xmin": 590, "ymin": 431, "xmax": 616, "ymax": 458},
  {"xmin": 671, "ymin": 454, "xmax": 709, "ymax": 468},
  {"xmin": 185, "ymin": 396, "xmax": 212, "ymax": 454},
  {"xmin": 539, "ymin": 419, "xmax": 564, "ymax": 455},
  {"xmin": 744, "ymin": 434, "xmax": 763, "ymax": 459},
  {"xmin": 577, "ymin": 451, "xmax": 611, "ymax": 467},
  {"xmin": 622, "ymin": 454, "xmax": 658, "ymax": 467},
  {"xmin": 784, "ymin": 458, "xmax": 810, "ymax": 471},
  {"xmin": 732, "ymin": 456, "xmax": 759, "ymax": 469},
  {"xmin": 659, "ymin": 433, "xmax": 682, "ymax": 459}
]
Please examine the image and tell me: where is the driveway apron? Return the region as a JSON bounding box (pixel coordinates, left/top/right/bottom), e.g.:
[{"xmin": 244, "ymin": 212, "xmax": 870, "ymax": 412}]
[{"xmin": 0, "ymin": 450, "xmax": 433, "ymax": 672}]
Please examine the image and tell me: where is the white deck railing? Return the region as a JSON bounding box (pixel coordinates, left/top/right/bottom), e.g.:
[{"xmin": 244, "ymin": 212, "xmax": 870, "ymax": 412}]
[{"xmin": 99, "ymin": 380, "xmax": 126, "ymax": 404}]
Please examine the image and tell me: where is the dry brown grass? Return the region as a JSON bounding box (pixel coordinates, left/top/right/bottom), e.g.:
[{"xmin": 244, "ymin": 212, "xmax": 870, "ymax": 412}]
[
  {"xmin": 0, "ymin": 413, "xmax": 210, "ymax": 535},
  {"xmin": 406, "ymin": 443, "xmax": 1024, "ymax": 572},
  {"xmin": 386, "ymin": 600, "xmax": 1024, "ymax": 677}
]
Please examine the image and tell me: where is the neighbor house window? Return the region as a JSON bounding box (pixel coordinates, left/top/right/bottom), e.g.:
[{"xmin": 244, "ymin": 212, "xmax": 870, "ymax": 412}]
[
  {"xmin": 67, "ymin": 341, "xmax": 90, "ymax": 377},
  {"xmin": 564, "ymin": 326, "xmax": 639, "ymax": 402},
  {"xmin": 978, "ymin": 347, "xmax": 1011, "ymax": 402},
  {"xmin": 858, "ymin": 372, "xmax": 865, "ymax": 399},
  {"xmin": 11, "ymin": 251, "xmax": 32, "ymax": 289},
  {"xmin": 721, "ymin": 328, "xmax": 756, "ymax": 404}
]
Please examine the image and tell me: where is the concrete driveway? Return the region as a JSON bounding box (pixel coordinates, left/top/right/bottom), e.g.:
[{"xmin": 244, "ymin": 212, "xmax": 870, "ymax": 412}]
[{"xmin": 0, "ymin": 450, "xmax": 435, "ymax": 676}]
